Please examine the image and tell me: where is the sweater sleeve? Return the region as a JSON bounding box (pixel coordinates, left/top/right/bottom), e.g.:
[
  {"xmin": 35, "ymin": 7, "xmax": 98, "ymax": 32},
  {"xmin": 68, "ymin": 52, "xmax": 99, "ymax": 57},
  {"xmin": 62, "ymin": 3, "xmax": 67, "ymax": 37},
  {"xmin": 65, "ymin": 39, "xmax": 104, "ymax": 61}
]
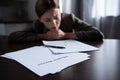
[
  {"xmin": 71, "ymin": 14, "xmax": 104, "ymax": 41},
  {"xmin": 8, "ymin": 20, "xmax": 44, "ymax": 43},
  {"xmin": 8, "ymin": 31, "xmax": 37, "ymax": 43}
]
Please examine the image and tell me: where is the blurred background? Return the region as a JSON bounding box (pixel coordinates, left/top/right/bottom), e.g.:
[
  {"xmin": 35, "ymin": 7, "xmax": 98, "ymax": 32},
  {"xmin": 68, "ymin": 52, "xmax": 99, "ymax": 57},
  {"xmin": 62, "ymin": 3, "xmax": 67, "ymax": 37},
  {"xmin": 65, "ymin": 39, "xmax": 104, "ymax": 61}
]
[{"xmin": 0, "ymin": 0, "xmax": 120, "ymax": 39}]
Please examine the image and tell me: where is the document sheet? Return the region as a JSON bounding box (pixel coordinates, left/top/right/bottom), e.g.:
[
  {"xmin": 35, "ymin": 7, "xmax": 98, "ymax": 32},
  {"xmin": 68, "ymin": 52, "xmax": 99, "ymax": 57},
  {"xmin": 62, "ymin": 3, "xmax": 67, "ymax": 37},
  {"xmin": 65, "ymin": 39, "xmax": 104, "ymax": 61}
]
[
  {"xmin": 43, "ymin": 40, "xmax": 98, "ymax": 54},
  {"xmin": 1, "ymin": 46, "xmax": 90, "ymax": 76}
]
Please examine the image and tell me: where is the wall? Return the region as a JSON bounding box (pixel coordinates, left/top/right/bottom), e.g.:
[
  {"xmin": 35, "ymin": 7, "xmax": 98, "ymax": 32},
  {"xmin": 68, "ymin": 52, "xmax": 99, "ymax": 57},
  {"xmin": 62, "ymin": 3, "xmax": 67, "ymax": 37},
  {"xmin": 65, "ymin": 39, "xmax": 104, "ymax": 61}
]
[
  {"xmin": 27, "ymin": 0, "xmax": 37, "ymax": 21},
  {"xmin": 61, "ymin": 0, "xmax": 83, "ymax": 18},
  {"xmin": 0, "ymin": 24, "xmax": 6, "ymax": 35},
  {"xmin": 0, "ymin": 0, "xmax": 37, "ymax": 36},
  {"xmin": 100, "ymin": 15, "xmax": 120, "ymax": 39}
]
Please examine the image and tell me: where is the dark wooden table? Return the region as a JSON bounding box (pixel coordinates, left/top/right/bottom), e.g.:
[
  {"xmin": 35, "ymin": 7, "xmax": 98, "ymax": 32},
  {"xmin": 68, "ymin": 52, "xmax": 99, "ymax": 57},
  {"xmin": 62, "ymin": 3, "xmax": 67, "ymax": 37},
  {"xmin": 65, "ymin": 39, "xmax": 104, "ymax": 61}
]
[{"xmin": 0, "ymin": 36, "xmax": 120, "ymax": 80}]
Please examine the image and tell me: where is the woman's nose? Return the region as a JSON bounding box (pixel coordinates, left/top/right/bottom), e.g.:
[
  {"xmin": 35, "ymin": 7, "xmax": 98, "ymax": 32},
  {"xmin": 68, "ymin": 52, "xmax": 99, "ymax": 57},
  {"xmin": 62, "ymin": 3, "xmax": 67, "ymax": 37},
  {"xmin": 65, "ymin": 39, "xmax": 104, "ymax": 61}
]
[{"xmin": 51, "ymin": 20, "xmax": 56, "ymax": 26}]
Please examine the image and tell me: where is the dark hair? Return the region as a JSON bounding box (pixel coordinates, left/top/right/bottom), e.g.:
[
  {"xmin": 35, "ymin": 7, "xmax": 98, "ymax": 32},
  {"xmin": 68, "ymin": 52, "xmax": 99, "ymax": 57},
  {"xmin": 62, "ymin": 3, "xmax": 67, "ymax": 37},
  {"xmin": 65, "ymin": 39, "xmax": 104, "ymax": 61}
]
[{"xmin": 35, "ymin": 0, "xmax": 59, "ymax": 18}]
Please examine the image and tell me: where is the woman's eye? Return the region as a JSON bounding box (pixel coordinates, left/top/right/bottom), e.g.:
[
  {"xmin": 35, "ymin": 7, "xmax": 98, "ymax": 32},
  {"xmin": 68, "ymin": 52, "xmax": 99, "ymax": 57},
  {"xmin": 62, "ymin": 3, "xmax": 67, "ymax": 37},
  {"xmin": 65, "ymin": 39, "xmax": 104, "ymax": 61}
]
[
  {"xmin": 45, "ymin": 19, "xmax": 51, "ymax": 22},
  {"xmin": 54, "ymin": 16, "xmax": 59, "ymax": 20}
]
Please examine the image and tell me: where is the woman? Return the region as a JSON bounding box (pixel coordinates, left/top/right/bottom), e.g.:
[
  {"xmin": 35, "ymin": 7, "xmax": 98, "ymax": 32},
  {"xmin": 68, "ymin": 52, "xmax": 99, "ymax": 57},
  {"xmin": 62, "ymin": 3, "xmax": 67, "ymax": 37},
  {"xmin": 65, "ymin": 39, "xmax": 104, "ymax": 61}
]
[{"xmin": 8, "ymin": 0, "xmax": 104, "ymax": 43}]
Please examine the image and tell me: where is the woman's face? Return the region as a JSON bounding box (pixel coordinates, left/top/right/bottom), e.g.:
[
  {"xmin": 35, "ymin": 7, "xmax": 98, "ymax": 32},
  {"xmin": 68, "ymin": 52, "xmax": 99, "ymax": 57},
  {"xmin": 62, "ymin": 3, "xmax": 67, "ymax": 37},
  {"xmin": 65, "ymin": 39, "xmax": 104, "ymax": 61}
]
[{"xmin": 39, "ymin": 8, "xmax": 61, "ymax": 32}]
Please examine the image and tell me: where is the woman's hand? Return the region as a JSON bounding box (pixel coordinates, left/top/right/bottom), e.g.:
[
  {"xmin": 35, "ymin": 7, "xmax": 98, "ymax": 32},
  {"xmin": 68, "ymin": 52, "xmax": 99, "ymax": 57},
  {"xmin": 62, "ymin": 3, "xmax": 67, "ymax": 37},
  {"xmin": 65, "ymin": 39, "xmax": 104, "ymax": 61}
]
[
  {"xmin": 36, "ymin": 29, "xmax": 77, "ymax": 40},
  {"xmin": 46, "ymin": 29, "xmax": 66, "ymax": 40}
]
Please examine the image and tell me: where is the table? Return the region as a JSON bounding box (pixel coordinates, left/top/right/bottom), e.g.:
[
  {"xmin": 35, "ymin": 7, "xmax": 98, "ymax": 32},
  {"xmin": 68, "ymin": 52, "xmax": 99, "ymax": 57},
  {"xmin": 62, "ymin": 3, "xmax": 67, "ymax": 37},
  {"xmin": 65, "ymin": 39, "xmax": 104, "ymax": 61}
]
[{"xmin": 0, "ymin": 36, "xmax": 120, "ymax": 80}]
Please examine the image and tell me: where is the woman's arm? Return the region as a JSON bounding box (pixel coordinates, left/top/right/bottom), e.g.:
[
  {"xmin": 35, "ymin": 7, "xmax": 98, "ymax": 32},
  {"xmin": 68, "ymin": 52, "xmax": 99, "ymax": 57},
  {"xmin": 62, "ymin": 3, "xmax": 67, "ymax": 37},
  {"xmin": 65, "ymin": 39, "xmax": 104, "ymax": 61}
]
[
  {"xmin": 8, "ymin": 31, "xmax": 37, "ymax": 43},
  {"xmin": 71, "ymin": 14, "xmax": 104, "ymax": 41},
  {"xmin": 8, "ymin": 20, "xmax": 45, "ymax": 43}
]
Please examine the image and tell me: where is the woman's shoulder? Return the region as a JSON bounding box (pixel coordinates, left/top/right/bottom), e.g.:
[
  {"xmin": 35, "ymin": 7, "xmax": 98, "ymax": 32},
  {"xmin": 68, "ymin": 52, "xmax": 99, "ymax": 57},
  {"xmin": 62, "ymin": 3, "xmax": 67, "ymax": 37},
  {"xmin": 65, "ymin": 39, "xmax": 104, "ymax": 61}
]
[
  {"xmin": 60, "ymin": 13, "xmax": 76, "ymax": 27},
  {"xmin": 61, "ymin": 13, "xmax": 74, "ymax": 18},
  {"xmin": 61, "ymin": 13, "xmax": 79, "ymax": 22},
  {"xmin": 61, "ymin": 13, "xmax": 75, "ymax": 23}
]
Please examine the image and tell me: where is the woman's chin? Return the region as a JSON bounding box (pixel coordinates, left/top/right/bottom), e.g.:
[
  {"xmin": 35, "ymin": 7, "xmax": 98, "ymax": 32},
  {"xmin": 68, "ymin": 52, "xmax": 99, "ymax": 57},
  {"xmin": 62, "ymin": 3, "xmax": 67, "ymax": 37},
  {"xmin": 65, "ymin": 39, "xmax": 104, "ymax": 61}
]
[{"xmin": 51, "ymin": 29, "xmax": 58, "ymax": 32}]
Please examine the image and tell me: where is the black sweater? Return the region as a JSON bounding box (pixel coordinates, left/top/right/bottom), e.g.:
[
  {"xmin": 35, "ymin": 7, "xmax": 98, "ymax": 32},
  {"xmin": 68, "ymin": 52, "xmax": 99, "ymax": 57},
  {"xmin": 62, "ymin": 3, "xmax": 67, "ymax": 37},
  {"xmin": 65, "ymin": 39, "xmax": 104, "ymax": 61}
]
[{"xmin": 8, "ymin": 13, "xmax": 104, "ymax": 43}]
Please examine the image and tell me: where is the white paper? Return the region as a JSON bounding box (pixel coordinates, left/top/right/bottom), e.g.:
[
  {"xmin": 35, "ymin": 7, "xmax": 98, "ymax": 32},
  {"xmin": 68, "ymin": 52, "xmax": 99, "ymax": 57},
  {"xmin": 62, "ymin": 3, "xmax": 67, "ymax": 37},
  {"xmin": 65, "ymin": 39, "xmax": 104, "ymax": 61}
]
[
  {"xmin": 1, "ymin": 46, "xmax": 89, "ymax": 76},
  {"xmin": 43, "ymin": 40, "xmax": 98, "ymax": 54}
]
